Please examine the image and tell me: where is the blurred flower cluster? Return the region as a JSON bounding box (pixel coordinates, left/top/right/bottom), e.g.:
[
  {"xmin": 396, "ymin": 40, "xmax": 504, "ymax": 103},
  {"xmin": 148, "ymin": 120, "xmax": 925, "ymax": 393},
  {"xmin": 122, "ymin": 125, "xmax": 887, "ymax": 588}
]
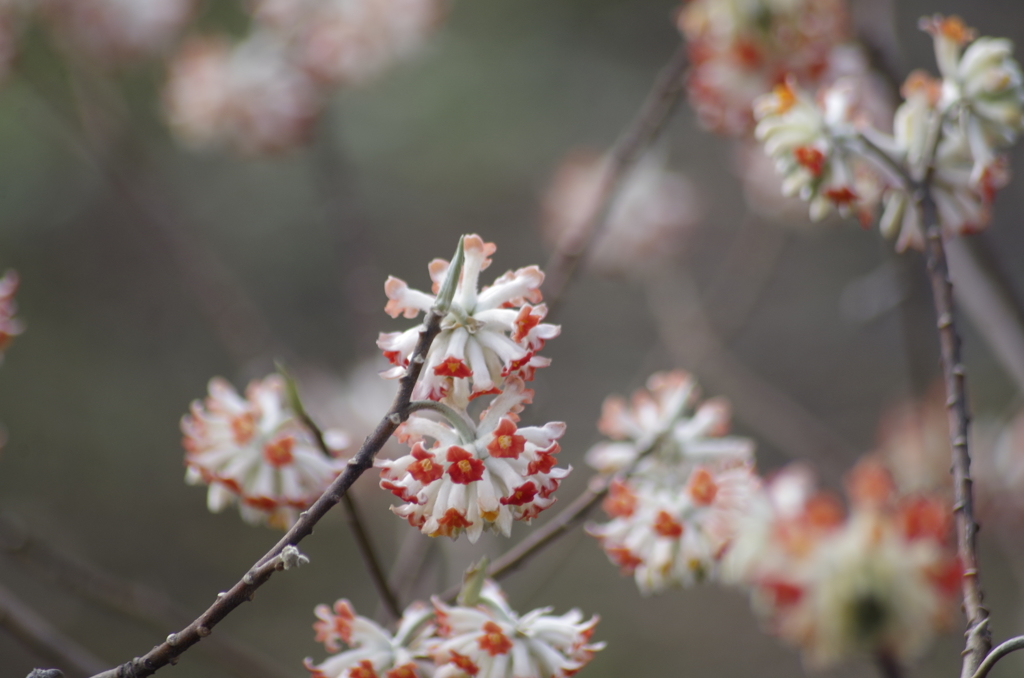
[
  {"xmin": 305, "ymin": 580, "xmax": 602, "ymax": 678},
  {"xmin": 182, "ymin": 374, "xmax": 351, "ymax": 529},
  {"xmin": 583, "ymin": 369, "xmax": 959, "ymax": 667},
  {"xmin": 164, "ymin": 0, "xmax": 446, "ymax": 153},
  {"xmin": 377, "ymin": 235, "xmax": 569, "ymax": 542},
  {"xmin": 753, "ymin": 15, "xmax": 1024, "ymax": 249}
]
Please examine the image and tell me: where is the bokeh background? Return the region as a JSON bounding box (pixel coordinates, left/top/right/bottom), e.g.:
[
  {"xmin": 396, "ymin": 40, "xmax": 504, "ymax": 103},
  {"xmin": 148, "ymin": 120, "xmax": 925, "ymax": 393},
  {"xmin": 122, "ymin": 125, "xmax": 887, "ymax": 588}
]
[{"xmin": 2, "ymin": 0, "xmax": 1024, "ymax": 677}]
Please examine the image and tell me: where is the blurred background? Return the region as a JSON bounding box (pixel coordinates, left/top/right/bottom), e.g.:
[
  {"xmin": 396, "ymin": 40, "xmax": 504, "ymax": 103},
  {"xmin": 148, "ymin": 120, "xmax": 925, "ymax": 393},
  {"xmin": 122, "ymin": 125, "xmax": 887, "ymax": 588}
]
[{"xmin": 2, "ymin": 0, "xmax": 1024, "ymax": 676}]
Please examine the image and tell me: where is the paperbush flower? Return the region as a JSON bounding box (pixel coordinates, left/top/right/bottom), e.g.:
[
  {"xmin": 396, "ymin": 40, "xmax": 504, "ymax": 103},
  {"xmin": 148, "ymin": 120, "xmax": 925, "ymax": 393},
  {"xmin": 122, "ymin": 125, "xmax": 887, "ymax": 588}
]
[
  {"xmin": 876, "ymin": 71, "xmax": 1011, "ymax": 250},
  {"xmin": 727, "ymin": 460, "xmax": 960, "ymax": 667},
  {"xmin": 0, "ymin": 270, "xmax": 23, "ymax": 361},
  {"xmin": 377, "ymin": 377, "xmax": 568, "ymax": 542},
  {"xmin": 378, "ymin": 234, "xmax": 559, "ymax": 402},
  {"xmin": 164, "ymin": 32, "xmax": 321, "ymax": 154},
  {"xmin": 754, "ymin": 78, "xmax": 882, "ymax": 223},
  {"xmin": 305, "ymin": 599, "xmax": 437, "ymax": 678},
  {"xmin": 678, "ymin": 0, "xmax": 849, "ymax": 135},
  {"xmin": 253, "ymin": 0, "xmax": 445, "ymax": 86},
  {"xmin": 585, "ymin": 371, "xmax": 758, "ymax": 592},
  {"xmin": 588, "ymin": 463, "xmax": 760, "ymax": 593},
  {"xmin": 585, "ymin": 370, "xmax": 754, "ymax": 475},
  {"xmin": 431, "ymin": 580, "xmax": 603, "ymax": 678},
  {"xmin": 541, "ymin": 150, "xmax": 704, "ymax": 276},
  {"xmin": 181, "ymin": 374, "xmax": 350, "ymax": 529}
]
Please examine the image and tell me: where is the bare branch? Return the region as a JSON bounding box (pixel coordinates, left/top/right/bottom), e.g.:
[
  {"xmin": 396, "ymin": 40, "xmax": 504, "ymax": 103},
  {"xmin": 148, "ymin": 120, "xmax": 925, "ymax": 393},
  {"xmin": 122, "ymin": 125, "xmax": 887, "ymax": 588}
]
[
  {"xmin": 542, "ymin": 41, "xmax": 689, "ymax": 310},
  {"xmin": 0, "ymin": 582, "xmax": 107, "ymax": 677},
  {"xmin": 917, "ymin": 192, "xmax": 991, "ymax": 678},
  {"xmin": 88, "ymin": 306, "xmax": 447, "ymax": 678}
]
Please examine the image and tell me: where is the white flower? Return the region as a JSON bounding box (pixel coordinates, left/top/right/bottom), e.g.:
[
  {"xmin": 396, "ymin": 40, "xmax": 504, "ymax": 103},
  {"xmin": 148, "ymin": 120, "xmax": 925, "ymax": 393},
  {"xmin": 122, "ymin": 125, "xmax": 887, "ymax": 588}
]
[
  {"xmin": 181, "ymin": 375, "xmax": 350, "ymax": 529},
  {"xmin": 585, "ymin": 370, "xmax": 754, "ymax": 475},
  {"xmin": 377, "ymin": 377, "xmax": 568, "ymax": 543},
  {"xmin": 431, "ymin": 580, "xmax": 603, "ymax": 678},
  {"xmin": 588, "ymin": 463, "xmax": 760, "ymax": 593},
  {"xmin": 729, "ymin": 460, "xmax": 960, "ymax": 667},
  {"xmin": 305, "ymin": 599, "xmax": 437, "ymax": 678},
  {"xmin": 378, "ymin": 234, "xmax": 559, "ymax": 402},
  {"xmin": 754, "ymin": 78, "xmax": 880, "ymax": 222}
]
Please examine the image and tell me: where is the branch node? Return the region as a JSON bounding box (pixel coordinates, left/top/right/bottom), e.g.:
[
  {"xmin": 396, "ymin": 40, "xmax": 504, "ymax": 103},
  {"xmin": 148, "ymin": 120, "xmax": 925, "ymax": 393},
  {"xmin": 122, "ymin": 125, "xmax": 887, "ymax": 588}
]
[
  {"xmin": 196, "ymin": 625, "xmax": 210, "ymax": 637},
  {"xmin": 388, "ymin": 412, "xmax": 402, "ymax": 425},
  {"xmin": 165, "ymin": 634, "xmax": 178, "ymax": 647},
  {"xmin": 242, "ymin": 572, "xmax": 255, "ymax": 586},
  {"xmin": 278, "ymin": 545, "xmax": 309, "ymax": 570}
]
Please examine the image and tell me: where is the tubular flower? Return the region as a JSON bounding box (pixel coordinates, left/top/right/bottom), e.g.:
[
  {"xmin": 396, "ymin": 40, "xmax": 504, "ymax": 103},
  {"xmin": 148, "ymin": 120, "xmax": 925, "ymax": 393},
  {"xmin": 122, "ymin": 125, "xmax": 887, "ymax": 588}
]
[
  {"xmin": 877, "ymin": 85, "xmax": 1009, "ymax": 250},
  {"xmin": 181, "ymin": 375, "xmax": 350, "ymax": 529},
  {"xmin": 585, "ymin": 370, "xmax": 754, "ymax": 475},
  {"xmin": 728, "ymin": 460, "xmax": 960, "ymax": 667},
  {"xmin": 677, "ymin": 0, "xmax": 849, "ymax": 136},
  {"xmin": 305, "ymin": 599, "xmax": 438, "ymax": 678},
  {"xmin": 588, "ymin": 462, "xmax": 761, "ymax": 593},
  {"xmin": 754, "ymin": 78, "xmax": 882, "ymax": 223},
  {"xmin": 164, "ymin": 32, "xmax": 321, "ymax": 154},
  {"xmin": 585, "ymin": 371, "xmax": 758, "ymax": 592},
  {"xmin": 377, "ymin": 377, "xmax": 568, "ymax": 543},
  {"xmin": 378, "ymin": 234, "xmax": 559, "ymax": 402},
  {"xmin": 0, "ymin": 270, "xmax": 23, "ymax": 361},
  {"xmin": 431, "ymin": 580, "xmax": 603, "ymax": 678}
]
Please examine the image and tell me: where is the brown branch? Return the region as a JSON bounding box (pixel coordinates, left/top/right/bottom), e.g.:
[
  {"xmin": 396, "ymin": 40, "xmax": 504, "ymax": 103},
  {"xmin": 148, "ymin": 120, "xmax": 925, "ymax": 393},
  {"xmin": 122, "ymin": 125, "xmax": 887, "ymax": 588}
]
[
  {"xmin": 88, "ymin": 308, "xmax": 446, "ymax": 678},
  {"xmin": 917, "ymin": 192, "xmax": 991, "ymax": 678},
  {"xmin": 0, "ymin": 582, "xmax": 107, "ymax": 677},
  {"xmin": 285, "ymin": 388, "xmax": 402, "ymax": 621},
  {"xmin": 542, "ymin": 41, "xmax": 689, "ymax": 310}
]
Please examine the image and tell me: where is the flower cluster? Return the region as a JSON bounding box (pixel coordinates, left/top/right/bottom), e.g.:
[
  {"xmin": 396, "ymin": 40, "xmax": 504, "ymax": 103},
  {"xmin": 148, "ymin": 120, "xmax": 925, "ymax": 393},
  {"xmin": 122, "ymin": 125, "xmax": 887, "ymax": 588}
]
[
  {"xmin": 541, "ymin": 149, "xmax": 704, "ymax": 277},
  {"xmin": 725, "ymin": 460, "xmax": 960, "ymax": 667},
  {"xmin": 585, "ymin": 371, "xmax": 759, "ymax": 593},
  {"xmin": 181, "ymin": 374, "xmax": 350, "ymax": 529},
  {"xmin": 377, "ymin": 236, "xmax": 567, "ymax": 542},
  {"xmin": 378, "ymin": 377, "xmax": 568, "ymax": 543},
  {"xmin": 378, "ymin": 234, "xmax": 558, "ymax": 402},
  {"xmin": 163, "ymin": 0, "xmax": 444, "ymax": 153},
  {"xmin": 753, "ymin": 15, "xmax": 1024, "ymax": 250},
  {"xmin": 305, "ymin": 581, "xmax": 603, "ymax": 678},
  {"xmin": 0, "ymin": 270, "xmax": 23, "ymax": 362},
  {"xmin": 678, "ymin": 0, "xmax": 851, "ymax": 135}
]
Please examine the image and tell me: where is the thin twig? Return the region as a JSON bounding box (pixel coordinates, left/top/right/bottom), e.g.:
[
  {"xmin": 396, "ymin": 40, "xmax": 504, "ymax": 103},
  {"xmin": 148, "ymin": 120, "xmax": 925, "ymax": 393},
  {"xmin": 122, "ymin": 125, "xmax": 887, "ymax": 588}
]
[
  {"xmin": 969, "ymin": 635, "xmax": 1024, "ymax": 678},
  {"xmin": 0, "ymin": 515, "xmax": 293, "ymax": 678},
  {"xmin": 88, "ymin": 309, "xmax": 447, "ymax": 678},
  {"xmin": 542, "ymin": 41, "xmax": 689, "ymax": 310},
  {"xmin": 286, "ymin": 393, "xmax": 402, "ymax": 622},
  {"xmin": 917, "ymin": 191, "xmax": 991, "ymax": 678},
  {"xmin": 0, "ymin": 582, "xmax": 107, "ymax": 677}
]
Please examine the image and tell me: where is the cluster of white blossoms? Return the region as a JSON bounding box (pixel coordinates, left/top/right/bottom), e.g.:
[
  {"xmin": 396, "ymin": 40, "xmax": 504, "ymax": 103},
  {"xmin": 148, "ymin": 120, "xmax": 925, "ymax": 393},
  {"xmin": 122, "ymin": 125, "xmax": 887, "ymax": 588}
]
[
  {"xmin": 677, "ymin": 0, "xmax": 851, "ymax": 135},
  {"xmin": 163, "ymin": 0, "xmax": 444, "ymax": 153},
  {"xmin": 181, "ymin": 375, "xmax": 351, "ymax": 529},
  {"xmin": 305, "ymin": 581, "xmax": 602, "ymax": 678},
  {"xmin": 753, "ymin": 15, "xmax": 1024, "ymax": 250},
  {"xmin": 0, "ymin": 270, "xmax": 22, "ymax": 362},
  {"xmin": 724, "ymin": 460, "xmax": 960, "ymax": 667},
  {"xmin": 585, "ymin": 371, "xmax": 759, "ymax": 593},
  {"xmin": 540, "ymin": 150, "xmax": 704, "ymax": 277},
  {"xmin": 377, "ymin": 236, "xmax": 567, "ymax": 542}
]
